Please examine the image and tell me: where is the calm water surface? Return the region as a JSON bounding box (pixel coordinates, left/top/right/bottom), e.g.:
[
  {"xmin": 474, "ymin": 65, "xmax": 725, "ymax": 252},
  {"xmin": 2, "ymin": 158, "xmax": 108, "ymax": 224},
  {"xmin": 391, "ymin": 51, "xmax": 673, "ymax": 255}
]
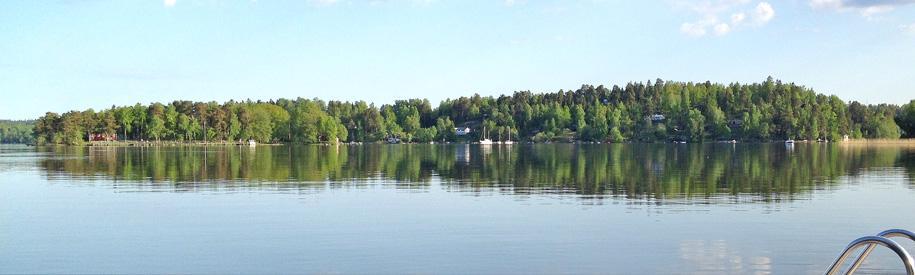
[{"xmin": 2, "ymin": 143, "xmax": 915, "ymax": 274}]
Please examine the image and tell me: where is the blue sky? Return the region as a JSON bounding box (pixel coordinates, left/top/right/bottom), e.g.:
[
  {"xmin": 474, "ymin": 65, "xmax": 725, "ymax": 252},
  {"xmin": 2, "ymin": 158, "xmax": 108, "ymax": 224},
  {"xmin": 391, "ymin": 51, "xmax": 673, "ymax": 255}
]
[{"xmin": 1, "ymin": 0, "xmax": 913, "ymax": 119}]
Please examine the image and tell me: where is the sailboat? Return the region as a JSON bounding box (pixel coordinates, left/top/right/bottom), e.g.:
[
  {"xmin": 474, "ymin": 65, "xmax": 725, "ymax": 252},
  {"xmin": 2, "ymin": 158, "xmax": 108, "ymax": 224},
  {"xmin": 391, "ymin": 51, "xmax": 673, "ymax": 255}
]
[
  {"xmin": 502, "ymin": 129, "xmax": 514, "ymax": 145},
  {"xmin": 479, "ymin": 126, "xmax": 493, "ymax": 145}
]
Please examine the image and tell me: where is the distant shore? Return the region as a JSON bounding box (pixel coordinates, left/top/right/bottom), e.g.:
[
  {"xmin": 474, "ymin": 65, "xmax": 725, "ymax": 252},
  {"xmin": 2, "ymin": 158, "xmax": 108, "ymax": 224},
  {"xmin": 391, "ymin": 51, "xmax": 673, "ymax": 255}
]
[
  {"xmin": 83, "ymin": 140, "xmax": 283, "ymax": 147},
  {"xmin": 15, "ymin": 138, "xmax": 894, "ymax": 147}
]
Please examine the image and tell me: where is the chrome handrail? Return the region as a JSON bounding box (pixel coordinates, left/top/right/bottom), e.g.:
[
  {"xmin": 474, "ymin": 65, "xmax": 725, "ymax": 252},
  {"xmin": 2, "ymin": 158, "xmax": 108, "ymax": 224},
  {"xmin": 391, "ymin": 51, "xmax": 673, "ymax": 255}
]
[
  {"xmin": 846, "ymin": 229, "xmax": 915, "ymax": 275},
  {"xmin": 825, "ymin": 235, "xmax": 915, "ymax": 275}
]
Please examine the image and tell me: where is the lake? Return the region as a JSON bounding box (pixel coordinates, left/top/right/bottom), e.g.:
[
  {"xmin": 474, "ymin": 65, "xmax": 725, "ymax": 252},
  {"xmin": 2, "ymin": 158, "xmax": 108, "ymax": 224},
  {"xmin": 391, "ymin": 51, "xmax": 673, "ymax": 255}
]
[{"xmin": 2, "ymin": 143, "xmax": 915, "ymax": 274}]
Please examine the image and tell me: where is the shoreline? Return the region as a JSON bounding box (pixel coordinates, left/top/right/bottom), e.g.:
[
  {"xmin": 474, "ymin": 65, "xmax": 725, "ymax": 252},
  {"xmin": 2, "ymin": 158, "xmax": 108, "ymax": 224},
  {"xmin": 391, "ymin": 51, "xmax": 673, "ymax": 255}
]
[
  {"xmin": 85, "ymin": 140, "xmax": 284, "ymax": 147},
  {"xmin": 14, "ymin": 138, "xmax": 915, "ymax": 147}
]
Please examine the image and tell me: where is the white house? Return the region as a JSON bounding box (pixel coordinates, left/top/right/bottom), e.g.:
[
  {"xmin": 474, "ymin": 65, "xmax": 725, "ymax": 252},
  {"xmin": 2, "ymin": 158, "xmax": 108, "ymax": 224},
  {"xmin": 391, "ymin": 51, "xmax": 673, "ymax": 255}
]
[{"xmin": 455, "ymin": 127, "xmax": 472, "ymax": 136}]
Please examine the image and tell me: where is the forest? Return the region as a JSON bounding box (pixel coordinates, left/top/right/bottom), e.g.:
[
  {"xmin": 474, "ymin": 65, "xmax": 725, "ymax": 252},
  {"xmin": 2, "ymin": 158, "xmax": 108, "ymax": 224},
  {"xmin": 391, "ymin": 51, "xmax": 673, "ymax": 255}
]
[
  {"xmin": 0, "ymin": 120, "xmax": 34, "ymax": 144},
  {"xmin": 27, "ymin": 77, "xmax": 915, "ymax": 145}
]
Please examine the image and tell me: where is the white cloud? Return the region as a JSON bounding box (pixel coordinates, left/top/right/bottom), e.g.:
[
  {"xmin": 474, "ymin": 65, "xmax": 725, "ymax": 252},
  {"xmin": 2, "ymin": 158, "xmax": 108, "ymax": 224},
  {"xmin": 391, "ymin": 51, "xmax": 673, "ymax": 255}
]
[
  {"xmin": 679, "ymin": 15, "xmax": 719, "ymax": 37},
  {"xmin": 753, "ymin": 2, "xmax": 774, "ymax": 24},
  {"xmin": 809, "ymin": 0, "xmax": 915, "ymax": 17},
  {"xmin": 681, "ymin": 22, "xmax": 708, "ymax": 36},
  {"xmin": 731, "ymin": 12, "xmax": 746, "ymax": 24},
  {"xmin": 164, "ymin": 0, "xmax": 176, "ymax": 8},
  {"xmin": 859, "ymin": 5, "xmax": 894, "ymax": 17},
  {"xmin": 677, "ymin": 0, "xmax": 751, "ymax": 15},
  {"xmin": 902, "ymin": 23, "xmax": 915, "ymax": 35},
  {"xmin": 810, "ymin": 0, "xmax": 842, "ymax": 9},
  {"xmin": 309, "ymin": 0, "xmax": 340, "ymax": 6},
  {"xmin": 677, "ymin": 1, "xmax": 773, "ymax": 37},
  {"xmin": 714, "ymin": 23, "xmax": 732, "ymax": 35}
]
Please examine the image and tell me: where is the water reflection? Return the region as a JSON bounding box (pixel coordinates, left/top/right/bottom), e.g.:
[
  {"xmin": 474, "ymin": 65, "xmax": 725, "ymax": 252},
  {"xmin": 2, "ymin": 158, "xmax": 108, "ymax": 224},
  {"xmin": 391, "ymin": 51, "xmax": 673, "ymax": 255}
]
[
  {"xmin": 5, "ymin": 144, "xmax": 915, "ymax": 274},
  {"xmin": 21, "ymin": 143, "xmax": 914, "ymax": 201}
]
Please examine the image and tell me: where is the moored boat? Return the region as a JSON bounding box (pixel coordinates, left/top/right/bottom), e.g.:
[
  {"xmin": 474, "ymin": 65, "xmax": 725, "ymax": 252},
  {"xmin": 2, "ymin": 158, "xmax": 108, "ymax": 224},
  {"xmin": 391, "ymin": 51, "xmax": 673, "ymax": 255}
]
[{"xmin": 480, "ymin": 126, "xmax": 493, "ymax": 145}]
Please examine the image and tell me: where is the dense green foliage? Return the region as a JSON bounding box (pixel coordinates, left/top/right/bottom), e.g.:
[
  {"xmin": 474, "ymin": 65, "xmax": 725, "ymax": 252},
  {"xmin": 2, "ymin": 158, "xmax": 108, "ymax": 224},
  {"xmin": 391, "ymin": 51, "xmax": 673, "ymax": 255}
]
[
  {"xmin": 897, "ymin": 100, "xmax": 915, "ymax": 138},
  {"xmin": 31, "ymin": 77, "xmax": 913, "ymax": 145},
  {"xmin": 0, "ymin": 120, "xmax": 34, "ymax": 144}
]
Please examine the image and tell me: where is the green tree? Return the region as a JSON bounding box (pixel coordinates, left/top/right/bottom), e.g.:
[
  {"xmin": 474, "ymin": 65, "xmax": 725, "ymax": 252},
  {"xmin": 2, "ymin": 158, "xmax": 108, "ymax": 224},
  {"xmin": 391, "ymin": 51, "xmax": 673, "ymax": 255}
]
[
  {"xmin": 146, "ymin": 116, "xmax": 166, "ymax": 141},
  {"xmin": 686, "ymin": 109, "xmax": 705, "ymax": 141},
  {"xmin": 403, "ymin": 113, "xmax": 420, "ymax": 142},
  {"xmin": 164, "ymin": 105, "xmax": 179, "ymax": 139},
  {"xmin": 59, "ymin": 111, "xmax": 86, "ymax": 145},
  {"xmin": 177, "ymin": 114, "xmax": 196, "ymax": 141},
  {"xmin": 872, "ymin": 115, "xmax": 901, "ymax": 139},
  {"xmin": 99, "ymin": 111, "xmax": 118, "ymax": 136},
  {"xmin": 609, "ymin": 127, "xmax": 624, "ymax": 143},
  {"xmin": 414, "ymin": 127, "xmax": 438, "ymax": 142},
  {"xmin": 224, "ymin": 110, "xmax": 240, "ymax": 141},
  {"xmin": 572, "ymin": 105, "xmax": 586, "ymax": 131},
  {"xmin": 115, "ymin": 107, "xmax": 134, "ymax": 139},
  {"xmin": 897, "ymin": 100, "xmax": 915, "ymax": 138},
  {"xmin": 435, "ymin": 117, "xmax": 456, "ymax": 142},
  {"xmin": 26, "ymin": 78, "xmax": 911, "ymax": 145}
]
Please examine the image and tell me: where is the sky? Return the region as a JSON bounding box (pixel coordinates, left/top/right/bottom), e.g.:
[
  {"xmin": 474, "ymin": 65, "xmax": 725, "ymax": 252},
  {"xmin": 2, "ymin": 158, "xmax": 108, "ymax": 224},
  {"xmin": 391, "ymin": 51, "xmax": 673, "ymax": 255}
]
[{"xmin": 1, "ymin": 0, "xmax": 914, "ymax": 120}]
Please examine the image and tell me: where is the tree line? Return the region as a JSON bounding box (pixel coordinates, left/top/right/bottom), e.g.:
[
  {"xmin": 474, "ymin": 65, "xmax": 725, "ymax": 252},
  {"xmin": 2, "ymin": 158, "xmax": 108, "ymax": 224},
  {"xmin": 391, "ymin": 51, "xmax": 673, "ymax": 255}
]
[
  {"xmin": 29, "ymin": 77, "xmax": 915, "ymax": 145},
  {"xmin": 0, "ymin": 120, "xmax": 34, "ymax": 144}
]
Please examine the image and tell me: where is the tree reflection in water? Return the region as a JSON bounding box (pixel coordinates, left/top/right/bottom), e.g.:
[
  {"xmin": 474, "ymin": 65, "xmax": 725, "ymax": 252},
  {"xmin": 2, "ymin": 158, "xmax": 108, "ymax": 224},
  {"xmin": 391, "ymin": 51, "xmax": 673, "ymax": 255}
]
[{"xmin": 36, "ymin": 144, "xmax": 915, "ymax": 202}]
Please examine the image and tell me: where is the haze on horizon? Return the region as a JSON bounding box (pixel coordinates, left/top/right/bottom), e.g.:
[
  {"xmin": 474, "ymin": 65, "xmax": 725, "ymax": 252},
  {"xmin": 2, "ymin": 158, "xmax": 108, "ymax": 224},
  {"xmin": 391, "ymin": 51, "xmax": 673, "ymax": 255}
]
[{"xmin": 1, "ymin": 0, "xmax": 913, "ymax": 120}]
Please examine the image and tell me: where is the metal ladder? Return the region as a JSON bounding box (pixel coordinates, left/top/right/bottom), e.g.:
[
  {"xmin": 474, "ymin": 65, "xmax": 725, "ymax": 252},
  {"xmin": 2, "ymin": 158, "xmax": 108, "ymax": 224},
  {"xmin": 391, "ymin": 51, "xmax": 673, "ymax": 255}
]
[{"xmin": 826, "ymin": 229, "xmax": 915, "ymax": 275}]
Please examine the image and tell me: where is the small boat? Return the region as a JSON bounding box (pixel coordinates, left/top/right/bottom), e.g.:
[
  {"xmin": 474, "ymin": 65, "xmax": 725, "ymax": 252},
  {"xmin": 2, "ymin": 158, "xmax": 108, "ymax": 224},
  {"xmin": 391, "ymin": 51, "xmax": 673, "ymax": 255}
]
[
  {"xmin": 785, "ymin": 139, "xmax": 795, "ymax": 144},
  {"xmin": 247, "ymin": 139, "xmax": 257, "ymax": 147},
  {"xmin": 479, "ymin": 126, "xmax": 494, "ymax": 145},
  {"xmin": 503, "ymin": 130, "xmax": 514, "ymax": 145}
]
